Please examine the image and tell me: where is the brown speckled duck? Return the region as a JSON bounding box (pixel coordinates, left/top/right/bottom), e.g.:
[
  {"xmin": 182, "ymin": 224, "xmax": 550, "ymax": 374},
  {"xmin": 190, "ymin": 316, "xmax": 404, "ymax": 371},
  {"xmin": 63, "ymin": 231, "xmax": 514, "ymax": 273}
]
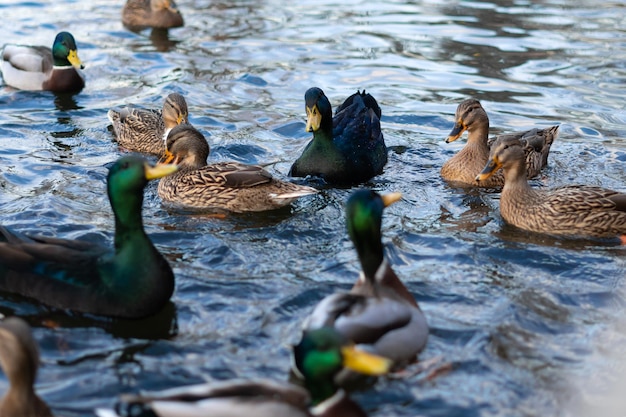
[
  {"xmin": 301, "ymin": 190, "xmax": 428, "ymax": 382},
  {"xmin": 158, "ymin": 124, "xmax": 318, "ymax": 213},
  {"xmin": 108, "ymin": 93, "xmax": 189, "ymax": 156},
  {"xmin": 477, "ymin": 137, "xmax": 626, "ymax": 242},
  {"xmin": 0, "ymin": 317, "xmax": 53, "ymax": 417},
  {"xmin": 1, "ymin": 32, "xmax": 84, "ymax": 93},
  {"xmin": 122, "ymin": 0, "xmax": 184, "ymax": 30},
  {"xmin": 441, "ymin": 98, "xmax": 559, "ymax": 187}
]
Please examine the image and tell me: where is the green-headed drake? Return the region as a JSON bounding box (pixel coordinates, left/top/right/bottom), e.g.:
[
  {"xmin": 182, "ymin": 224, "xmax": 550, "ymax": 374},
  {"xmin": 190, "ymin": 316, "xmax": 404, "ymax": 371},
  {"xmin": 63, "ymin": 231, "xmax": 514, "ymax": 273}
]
[
  {"xmin": 122, "ymin": 0, "xmax": 184, "ymax": 30},
  {"xmin": 157, "ymin": 124, "xmax": 318, "ymax": 213},
  {"xmin": 0, "ymin": 156, "xmax": 178, "ymax": 319},
  {"xmin": 96, "ymin": 327, "xmax": 390, "ymax": 417},
  {"xmin": 477, "ymin": 137, "xmax": 626, "ymax": 242},
  {"xmin": 108, "ymin": 93, "xmax": 189, "ymax": 157},
  {"xmin": 1, "ymin": 31, "xmax": 85, "ymax": 93},
  {"xmin": 441, "ymin": 98, "xmax": 559, "ymax": 187},
  {"xmin": 302, "ymin": 190, "xmax": 428, "ymax": 379},
  {"xmin": 289, "ymin": 88, "xmax": 388, "ymax": 185},
  {"xmin": 0, "ymin": 317, "xmax": 53, "ymax": 417}
]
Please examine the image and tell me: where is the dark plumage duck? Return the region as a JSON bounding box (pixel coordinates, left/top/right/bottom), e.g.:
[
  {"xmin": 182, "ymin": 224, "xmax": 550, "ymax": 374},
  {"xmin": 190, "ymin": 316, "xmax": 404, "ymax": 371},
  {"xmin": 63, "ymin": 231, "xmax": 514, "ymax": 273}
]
[
  {"xmin": 157, "ymin": 124, "xmax": 318, "ymax": 213},
  {"xmin": 301, "ymin": 190, "xmax": 428, "ymax": 379},
  {"xmin": 289, "ymin": 88, "xmax": 388, "ymax": 185},
  {"xmin": 0, "ymin": 317, "xmax": 52, "ymax": 417},
  {"xmin": 441, "ymin": 98, "xmax": 559, "ymax": 187},
  {"xmin": 95, "ymin": 327, "xmax": 391, "ymax": 417},
  {"xmin": 0, "ymin": 156, "xmax": 178, "ymax": 319},
  {"xmin": 0, "ymin": 32, "xmax": 84, "ymax": 93},
  {"xmin": 108, "ymin": 93, "xmax": 189, "ymax": 156},
  {"xmin": 476, "ymin": 137, "xmax": 626, "ymax": 241},
  {"xmin": 122, "ymin": 0, "xmax": 184, "ymax": 30}
]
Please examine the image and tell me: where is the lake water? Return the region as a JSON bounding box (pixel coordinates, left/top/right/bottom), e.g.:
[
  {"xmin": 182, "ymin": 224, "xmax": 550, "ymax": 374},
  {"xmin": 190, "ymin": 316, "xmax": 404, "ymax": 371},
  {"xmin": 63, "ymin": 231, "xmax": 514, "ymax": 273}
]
[{"xmin": 0, "ymin": 0, "xmax": 625, "ymax": 416}]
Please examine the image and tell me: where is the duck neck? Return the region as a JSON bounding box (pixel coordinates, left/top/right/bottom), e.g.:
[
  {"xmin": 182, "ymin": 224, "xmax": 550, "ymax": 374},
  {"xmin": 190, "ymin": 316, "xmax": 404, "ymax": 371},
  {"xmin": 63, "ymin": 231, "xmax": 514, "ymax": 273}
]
[
  {"xmin": 306, "ymin": 377, "xmax": 339, "ymax": 407},
  {"xmin": 467, "ymin": 121, "xmax": 491, "ymax": 154},
  {"xmin": 355, "ymin": 235, "xmax": 385, "ymax": 282},
  {"xmin": 502, "ymin": 158, "xmax": 532, "ymax": 192},
  {"xmin": 109, "ymin": 187, "xmax": 150, "ymax": 252}
]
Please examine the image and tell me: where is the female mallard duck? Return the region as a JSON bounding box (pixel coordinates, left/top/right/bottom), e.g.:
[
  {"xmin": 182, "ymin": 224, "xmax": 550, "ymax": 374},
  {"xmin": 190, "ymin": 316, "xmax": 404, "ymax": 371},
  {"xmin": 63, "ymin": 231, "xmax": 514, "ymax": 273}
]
[
  {"xmin": 108, "ymin": 93, "xmax": 189, "ymax": 156},
  {"xmin": 476, "ymin": 137, "xmax": 626, "ymax": 241},
  {"xmin": 289, "ymin": 87, "xmax": 388, "ymax": 185},
  {"xmin": 301, "ymin": 190, "xmax": 428, "ymax": 378},
  {"xmin": 157, "ymin": 124, "xmax": 318, "ymax": 213},
  {"xmin": 0, "ymin": 317, "xmax": 52, "ymax": 417},
  {"xmin": 0, "ymin": 156, "xmax": 178, "ymax": 318},
  {"xmin": 95, "ymin": 327, "xmax": 391, "ymax": 417},
  {"xmin": 0, "ymin": 31, "xmax": 84, "ymax": 93},
  {"xmin": 122, "ymin": 0, "xmax": 184, "ymax": 30},
  {"xmin": 441, "ymin": 98, "xmax": 559, "ymax": 187}
]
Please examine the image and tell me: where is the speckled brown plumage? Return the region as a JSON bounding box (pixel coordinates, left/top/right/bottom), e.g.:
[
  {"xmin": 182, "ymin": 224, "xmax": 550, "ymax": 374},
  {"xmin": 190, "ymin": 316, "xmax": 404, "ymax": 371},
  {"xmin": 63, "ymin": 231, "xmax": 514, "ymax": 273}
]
[
  {"xmin": 0, "ymin": 317, "xmax": 53, "ymax": 417},
  {"xmin": 441, "ymin": 98, "xmax": 559, "ymax": 187},
  {"xmin": 157, "ymin": 124, "xmax": 318, "ymax": 213},
  {"xmin": 122, "ymin": 0, "xmax": 184, "ymax": 30},
  {"xmin": 108, "ymin": 93, "xmax": 188, "ymax": 156},
  {"xmin": 477, "ymin": 137, "xmax": 626, "ymax": 239}
]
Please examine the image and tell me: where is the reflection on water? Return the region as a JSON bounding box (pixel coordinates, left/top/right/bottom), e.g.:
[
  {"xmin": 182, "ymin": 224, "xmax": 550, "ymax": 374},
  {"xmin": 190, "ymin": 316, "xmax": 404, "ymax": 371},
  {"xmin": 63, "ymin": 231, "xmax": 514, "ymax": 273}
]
[{"xmin": 0, "ymin": 0, "xmax": 625, "ymax": 416}]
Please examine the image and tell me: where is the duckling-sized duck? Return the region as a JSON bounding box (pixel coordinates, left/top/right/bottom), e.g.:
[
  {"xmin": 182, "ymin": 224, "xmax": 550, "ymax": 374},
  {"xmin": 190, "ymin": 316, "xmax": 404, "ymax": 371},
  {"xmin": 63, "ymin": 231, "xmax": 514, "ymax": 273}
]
[
  {"xmin": 476, "ymin": 137, "xmax": 626, "ymax": 241},
  {"xmin": 157, "ymin": 124, "xmax": 318, "ymax": 213},
  {"xmin": 0, "ymin": 156, "xmax": 178, "ymax": 319},
  {"xmin": 1, "ymin": 31, "xmax": 84, "ymax": 93},
  {"xmin": 302, "ymin": 190, "xmax": 428, "ymax": 377},
  {"xmin": 108, "ymin": 93, "xmax": 189, "ymax": 156},
  {"xmin": 122, "ymin": 0, "xmax": 184, "ymax": 30},
  {"xmin": 441, "ymin": 98, "xmax": 559, "ymax": 187},
  {"xmin": 0, "ymin": 317, "xmax": 52, "ymax": 417},
  {"xmin": 289, "ymin": 88, "xmax": 388, "ymax": 185},
  {"xmin": 95, "ymin": 327, "xmax": 391, "ymax": 417}
]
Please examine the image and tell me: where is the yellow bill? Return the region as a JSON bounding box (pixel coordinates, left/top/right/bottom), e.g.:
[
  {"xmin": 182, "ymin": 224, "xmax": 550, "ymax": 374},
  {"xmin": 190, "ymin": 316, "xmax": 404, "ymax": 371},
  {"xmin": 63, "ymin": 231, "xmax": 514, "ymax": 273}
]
[
  {"xmin": 144, "ymin": 162, "xmax": 178, "ymax": 180},
  {"xmin": 341, "ymin": 345, "xmax": 392, "ymax": 376},
  {"xmin": 381, "ymin": 192, "xmax": 402, "ymax": 207},
  {"xmin": 306, "ymin": 105, "xmax": 321, "ymax": 132},
  {"xmin": 67, "ymin": 50, "xmax": 84, "ymax": 70}
]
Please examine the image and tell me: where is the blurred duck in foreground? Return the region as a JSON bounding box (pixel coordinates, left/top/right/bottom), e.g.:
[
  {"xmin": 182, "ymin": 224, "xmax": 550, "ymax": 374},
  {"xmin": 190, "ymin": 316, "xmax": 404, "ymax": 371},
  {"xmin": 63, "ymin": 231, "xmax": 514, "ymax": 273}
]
[
  {"xmin": 477, "ymin": 137, "xmax": 626, "ymax": 243},
  {"xmin": 0, "ymin": 156, "xmax": 178, "ymax": 319},
  {"xmin": 108, "ymin": 93, "xmax": 189, "ymax": 156},
  {"xmin": 0, "ymin": 31, "xmax": 84, "ymax": 93},
  {"xmin": 122, "ymin": 0, "xmax": 184, "ymax": 30},
  {"xmin": 157, "ymin": 124, "xmax": 318, "ymax": 213},
  {"xmin": 441, "ymin": 98, "xmax": 559, "ymax": 187},
  {"xmin": 289, "ymin": 87, "xmax": 388, "ymax": 185},
  {"xmin": 301, "ymin": 190, "xmax": 428, "ymax": 383},
  {"xmin": 95, "ymin": 327, "xmax": 391, "ymax": 417},
  {"xmin": 0, "ymin": 317, "xmax": 52, "ymax": 417}
]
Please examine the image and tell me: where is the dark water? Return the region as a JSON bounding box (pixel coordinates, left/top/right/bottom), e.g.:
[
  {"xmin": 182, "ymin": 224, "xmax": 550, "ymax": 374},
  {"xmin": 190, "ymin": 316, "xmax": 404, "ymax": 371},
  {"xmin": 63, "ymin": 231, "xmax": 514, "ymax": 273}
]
[{"xmin": 1, "ymin": 0, "xmax": 626, "ymax": 416}]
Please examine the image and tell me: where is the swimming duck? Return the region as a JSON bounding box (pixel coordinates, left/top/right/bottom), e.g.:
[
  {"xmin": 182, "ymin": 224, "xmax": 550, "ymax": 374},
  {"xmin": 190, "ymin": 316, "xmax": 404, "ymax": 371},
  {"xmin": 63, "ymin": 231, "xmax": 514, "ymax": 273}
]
[
  {"xmin": 476, "ymin": 137, "xmax": 626, "ymax": 241},
  {"xmin": 157, "ymin": 124, "xmax": 318, "ymax": 213},
  {"xmin": 122, "ymin": 0, "xmax": 184, "ymax": 30},
  {"xmin": 441, "ymin": 98, "xmax": 559, "ymax": 187},
  {"xmin": 289, "ymin": 88, "xmax": 388, "ymax": 185},
  {"xmin": 301, "ymin": 190, "xmax": 428, "ymax": 378},
  {"xmin": 0, "ymin": 156, "xmax": 178, "ymax": 319},
  {"xmin": 108, "ymin": 93, "xmax": 189, "ymax": 156},
  {"xmin": 0, "ymin": 31, "xmax": 84, "ymax": 93},
  {"xmin": 95, "ymin": 327, "xmax": 391, "ymax": 417},
  {"xmin": 0, "ymin": 317, "xmax": 52, "ymax": 417}
]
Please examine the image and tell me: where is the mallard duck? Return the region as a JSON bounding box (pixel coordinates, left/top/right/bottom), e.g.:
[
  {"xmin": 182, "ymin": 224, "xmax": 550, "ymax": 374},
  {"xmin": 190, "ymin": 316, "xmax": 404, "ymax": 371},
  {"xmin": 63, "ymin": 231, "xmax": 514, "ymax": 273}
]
[
  {"xmin": 441, "ymin": 98, "xmax": 559, "ymax": 187},
  {"xmin": 0, "ymin": 156, "xmax": 178, "ymax": 318},
  {"xmin": 301, "ymin": 190, "xmax": 428, "ymax": 379},
  {"xmin": 95, "ymin": 327, "xmax": 391, "ymax": 417},
  {"xmin": 476, "ymin": 137, "xmax": 626, "ymax": 241},
  {"xmin": 0, "ymin": 31, "xmax": 84, "ymax": 93},
  {"xmin": 122, "ymin": 0, "xmax": 184, "ymax": 30},
  {"xmin": 157, "ymin": 124, "xmax": 318, "ymax": 213},
  {"xmin": 289, "ymin": 88, "xmax": 388, "ymax": 185},
  {"xmin": 108, "ymin": 93, "xmax": 189, "ymax": 156},
  {"xmin": 0, "ymin": 317, "xmax": 52, "ymax": 417}
]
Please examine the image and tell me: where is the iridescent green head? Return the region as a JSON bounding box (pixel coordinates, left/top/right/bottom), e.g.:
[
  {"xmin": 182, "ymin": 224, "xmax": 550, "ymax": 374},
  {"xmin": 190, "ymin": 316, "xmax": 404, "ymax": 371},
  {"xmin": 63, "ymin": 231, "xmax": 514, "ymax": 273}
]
[
  {"xmin": 346, "ymin": 190, "xmax": 401, "ymax": 278},
  {"xmin": 52, "ymin": 31, "xmax": 84, "ymax": 69},
  {"xmin": 304, "ymin": 87, "xmax": 332, "ymax": 133},
  {"xmin": 293, "ymin": 327, "xmax": 391, "ymax": 405}
]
